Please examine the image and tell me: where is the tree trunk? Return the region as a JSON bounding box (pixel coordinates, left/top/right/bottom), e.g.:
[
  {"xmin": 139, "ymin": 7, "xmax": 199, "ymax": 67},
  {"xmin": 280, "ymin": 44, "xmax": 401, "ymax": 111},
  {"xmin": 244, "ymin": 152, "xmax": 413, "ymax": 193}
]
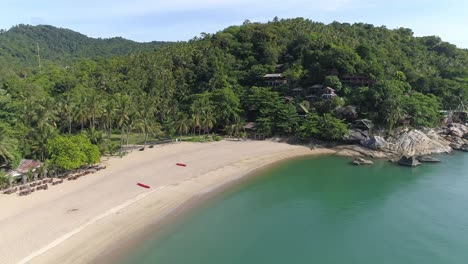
[
  {"xmin": 144, "ymin": 133, "xmax": 148, "ymax": 149},
  {"xmin": 108, "ymin": 121, "xmax": 112, "ymax": 139},
  {"xmin": 120, "ymin": 127, "xmax": 125, "ymax": 154},
  {"xmin": 126, "ymin": 129, "xmax": 130, "ymax": 152}
]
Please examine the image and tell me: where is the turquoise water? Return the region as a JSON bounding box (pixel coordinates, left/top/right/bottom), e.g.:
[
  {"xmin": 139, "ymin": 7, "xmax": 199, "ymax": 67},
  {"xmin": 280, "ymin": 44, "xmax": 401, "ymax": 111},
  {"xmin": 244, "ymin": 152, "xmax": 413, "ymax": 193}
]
[{"xmin": 122, "ymin": 153, "xmax": 468, "ymax": 264}]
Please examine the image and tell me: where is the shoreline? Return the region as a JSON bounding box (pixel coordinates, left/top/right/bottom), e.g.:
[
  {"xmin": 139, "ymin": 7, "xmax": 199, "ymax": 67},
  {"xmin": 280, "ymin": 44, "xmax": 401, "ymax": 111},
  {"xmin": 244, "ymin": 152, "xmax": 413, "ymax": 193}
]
[
  {"xmin": 0, "ymin": 140, "xmax": 335, "ymax": 264},
  {"xmin": 96, "ymin": 153, "xmax": 319, "ymax": 264}
]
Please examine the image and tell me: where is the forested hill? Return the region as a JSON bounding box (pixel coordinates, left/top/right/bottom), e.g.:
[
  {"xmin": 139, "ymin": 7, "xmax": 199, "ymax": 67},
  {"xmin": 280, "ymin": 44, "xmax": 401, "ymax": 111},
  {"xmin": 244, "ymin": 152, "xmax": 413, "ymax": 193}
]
[
  {"xmin": 0, "ymin": 24, "xmax": 171, "ymax": 70},
  {"xmin": 1, "ymin": 18, "xmax": 468, "ymax": 171}
]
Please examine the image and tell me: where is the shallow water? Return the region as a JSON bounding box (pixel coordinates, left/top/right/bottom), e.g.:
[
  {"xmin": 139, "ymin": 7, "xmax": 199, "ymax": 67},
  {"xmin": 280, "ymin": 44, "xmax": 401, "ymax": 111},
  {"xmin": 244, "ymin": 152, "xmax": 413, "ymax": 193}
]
[{"xmin": 122, "ymin": 153, "xmax": 468, "ymax": 264}]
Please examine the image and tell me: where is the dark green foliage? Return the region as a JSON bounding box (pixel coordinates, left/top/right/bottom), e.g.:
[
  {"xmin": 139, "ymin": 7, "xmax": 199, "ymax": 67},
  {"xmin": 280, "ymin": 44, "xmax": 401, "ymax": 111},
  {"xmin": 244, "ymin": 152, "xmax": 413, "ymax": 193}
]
[
  {"xmin": 402, "ymin": 93, "xmax": 441, "ymax": 127},
  {"xmin": 47, "ymin": 134, "xmax": 100, "ymax": 171},
  {"xmin": 0, "ymin": 24, "xmax": 171, "ymax": 71},
  {"xmin": 323, "ymin": 76, "xmax": 343, "ymax": 91},
  {"xmin": 0, "ymin": 18, "xmax": 467, "ymax": 164}
]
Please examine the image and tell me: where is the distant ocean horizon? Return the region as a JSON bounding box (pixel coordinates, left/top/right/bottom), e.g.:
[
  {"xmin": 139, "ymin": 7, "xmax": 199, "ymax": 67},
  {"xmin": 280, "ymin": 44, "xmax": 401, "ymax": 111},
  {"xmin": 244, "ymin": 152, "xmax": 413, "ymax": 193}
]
[{"xmin": 121, "ymin": 153, "xmax": 468, "ymax": 264}]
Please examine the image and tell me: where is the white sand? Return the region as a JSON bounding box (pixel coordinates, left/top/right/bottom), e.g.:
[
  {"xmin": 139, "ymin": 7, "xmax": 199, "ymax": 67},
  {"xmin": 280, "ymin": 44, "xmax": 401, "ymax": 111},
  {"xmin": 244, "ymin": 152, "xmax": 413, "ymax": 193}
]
[{"xmin": 0, "ymin": 140, "xmax": 335, "ymax": 264}]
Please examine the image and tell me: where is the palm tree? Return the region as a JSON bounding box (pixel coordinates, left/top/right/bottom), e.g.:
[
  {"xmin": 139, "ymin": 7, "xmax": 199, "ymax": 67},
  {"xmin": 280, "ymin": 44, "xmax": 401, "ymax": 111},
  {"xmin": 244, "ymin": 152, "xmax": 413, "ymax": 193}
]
[
  {"xmin": 135, "ymin": 113, "xmax": 161, "ymax": 149},
  {"xmin": 87, "ymin": 93, "xmax": 102, "ymax": 129},
  {"xmin": 38, "ymin": 160, "xmax": 49, "ymax": 179},
  {"xmin": 175, "ymin": 114, "xmax": 190, "ymax": 136},
  {"xmin": 62, "ymin": 99, "xmax": 74, "ymax": 134},
  {"xmin": 87, "ymin": 127, "xmax": 103, "ymax": 145},
  {"xmin": 116, "ymin": 94, "xmax": 131, "ymax": 154},
  {"xmin": 31, "ymin": 124, "xmax": 57, "ymax": 162},
  {"xmin": 74, "ymin": 98, "xmax": 88, "ymax": 132},
  {"xmin": 102, "ymin": 100, "xmax": 116, "ymax": 139},
  {"xmin": 59, "ymin": 98, "xmax": 74, "ymax": 134},
  {"xmin": 202, "ymin": 111, "xmax": 216, "ymax": 134},
  {"xmin": 190, "ymin": 112, "xmax": 202, "ymax": 135},
  {"xmin": 0, "ymin": 126, "xmax": 17, "ymax": 168}
]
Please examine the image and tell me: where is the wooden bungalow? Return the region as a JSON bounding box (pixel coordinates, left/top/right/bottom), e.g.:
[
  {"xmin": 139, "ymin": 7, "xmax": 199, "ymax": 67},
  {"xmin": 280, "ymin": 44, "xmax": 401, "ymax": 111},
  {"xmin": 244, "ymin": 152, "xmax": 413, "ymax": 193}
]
[
  {"xmin": 307, "ymin": 84, "xmax": 323, "ymax": 95},
  {"xmin": 321, "ymin": 87, "xmax": 337, "ymax": 100},
  {"xmin": 291, "ymin": 87, "xmax": 304, "ymax": 96},
  {"xmin": 243, "ymin": 122, "xmax": 266, "ymax": 140},
  {"xmin": 264, "ymin": 73, "xmax": 287, "ymax": 87}
]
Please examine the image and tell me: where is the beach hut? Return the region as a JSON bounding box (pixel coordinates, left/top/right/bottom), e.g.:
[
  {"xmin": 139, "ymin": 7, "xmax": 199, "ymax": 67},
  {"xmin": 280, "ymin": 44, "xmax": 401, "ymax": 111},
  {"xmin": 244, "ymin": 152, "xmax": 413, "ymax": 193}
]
[
  {"xmin": 6, "ymin": 159, "xmax": 42, "ymax": 184},
  {"xmin": 243, "ymin": 122, "xmax": 266, "ymax": 140}
]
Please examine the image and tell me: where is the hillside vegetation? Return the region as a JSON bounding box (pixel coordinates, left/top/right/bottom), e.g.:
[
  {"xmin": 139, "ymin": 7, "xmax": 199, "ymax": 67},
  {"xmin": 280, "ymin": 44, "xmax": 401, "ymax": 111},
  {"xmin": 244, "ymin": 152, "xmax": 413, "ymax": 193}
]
[
  {"xmin": 0, "ymin": 24, "xmax": 170, "ymax": 71},
  {"xmin": 1, "ymin": 18, "xmax": 467, "ymax": 171}
]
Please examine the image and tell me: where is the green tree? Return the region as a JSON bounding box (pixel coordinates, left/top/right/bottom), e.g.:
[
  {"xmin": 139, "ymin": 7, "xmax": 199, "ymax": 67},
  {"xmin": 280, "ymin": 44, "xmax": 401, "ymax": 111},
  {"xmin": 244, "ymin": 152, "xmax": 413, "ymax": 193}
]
[
  {"xmin": 323, "ymin": 75, "xmax": 343, "ymax": 92},
  {"xmin": 47, "ymin": 135, "xmax": 86, "ymax": 171},
  {"xmin": 318, "ymin": 114, "xmax": 348, "ymax": 140},
  {"xmin": 402, "ymin": 92, "xmax": 441, "ymax": 127}
]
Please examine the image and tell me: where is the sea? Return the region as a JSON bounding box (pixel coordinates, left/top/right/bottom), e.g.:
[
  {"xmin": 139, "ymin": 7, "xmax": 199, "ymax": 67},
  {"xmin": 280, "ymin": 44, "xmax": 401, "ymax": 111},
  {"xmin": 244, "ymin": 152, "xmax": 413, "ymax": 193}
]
[{"xmin": 121, "ymin": 153, "xmax": 468, "ymax": 264}]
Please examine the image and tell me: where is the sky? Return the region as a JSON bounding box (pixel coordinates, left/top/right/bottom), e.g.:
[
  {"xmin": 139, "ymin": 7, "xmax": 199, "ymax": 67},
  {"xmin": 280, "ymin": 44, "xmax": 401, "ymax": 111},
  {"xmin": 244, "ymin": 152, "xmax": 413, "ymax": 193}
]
[{"xmin": 1, "ymin": 0, "xmax": 467, "ymax": 48}]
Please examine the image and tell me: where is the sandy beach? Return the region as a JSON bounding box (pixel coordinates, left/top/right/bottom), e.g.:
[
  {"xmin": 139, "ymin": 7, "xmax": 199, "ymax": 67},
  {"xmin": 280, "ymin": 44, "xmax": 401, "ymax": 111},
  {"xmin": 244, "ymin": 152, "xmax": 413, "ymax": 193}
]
[{"xmin": 0, "ymin": 140, "xmax": 335, "ymax": 264}]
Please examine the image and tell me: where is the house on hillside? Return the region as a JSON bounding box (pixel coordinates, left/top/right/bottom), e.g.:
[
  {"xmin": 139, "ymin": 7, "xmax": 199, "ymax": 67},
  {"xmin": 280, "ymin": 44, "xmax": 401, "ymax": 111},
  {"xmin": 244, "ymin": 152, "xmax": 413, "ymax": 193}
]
[
  {"xmin": 264, "ymin": 73, "xmax": 287, "ymax": 87},
  {"xmin": 291, "ymin": 87, "xmax": 304, "ymax": 96},
  {"xmin": 321, "ymin": 87, "xmax": 337, "ymax": 100},
  {"xmin": 307, "ymin": 84, "xmax": 323, "ymax": 95}
]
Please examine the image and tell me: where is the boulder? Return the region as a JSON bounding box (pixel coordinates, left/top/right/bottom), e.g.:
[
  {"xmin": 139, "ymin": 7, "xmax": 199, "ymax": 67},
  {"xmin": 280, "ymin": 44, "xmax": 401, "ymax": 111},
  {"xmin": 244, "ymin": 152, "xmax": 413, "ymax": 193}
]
[
  {"xmin": 461, "ymin": 144, "xmax": 468, "ymax": 152},
  {"xmin": 449, "ymin": 127, "xmax": 464, "ymax": 138},
  {"xmin": 448, "ymin": 123, "xmax": 468, "ymax": 137},
  {"xmin": 388, "ymin": 129, "xmax": 451, "ymax": 156},
  {"xmin": 334, "ymin": 145, "xmax": 394, "ymax": 159},
  {"xmin": 360, "ymin": 136, "xmax": 389, "ymax": 151},
  {"xmin": 450, "ymin": 142, "xmax": 463, "ymax": 150},
  {"xmin": 416, "ymin": 156, "xmax": 441, "ymax": 163},
  {"xmin": 352, "ymin": 157, "xmax": 374, "ymax": 165},
  {"xmin": 343, "ymin": 129, "xmax": 369, "ymax": 143},
  {"xmin": 398, "ymin": 156, "xmax": 421, "ymax": 167}
]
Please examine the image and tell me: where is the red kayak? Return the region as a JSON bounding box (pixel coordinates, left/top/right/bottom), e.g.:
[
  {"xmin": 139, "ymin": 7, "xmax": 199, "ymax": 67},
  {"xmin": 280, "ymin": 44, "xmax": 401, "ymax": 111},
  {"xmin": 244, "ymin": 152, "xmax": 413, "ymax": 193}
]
[
  {"xmin": 176, "ymin": 163, "xmax": 187, "ymax": 167},
  {"xmin": 137, "ymin": 183, "xmax": 150, "ymax": 189}
]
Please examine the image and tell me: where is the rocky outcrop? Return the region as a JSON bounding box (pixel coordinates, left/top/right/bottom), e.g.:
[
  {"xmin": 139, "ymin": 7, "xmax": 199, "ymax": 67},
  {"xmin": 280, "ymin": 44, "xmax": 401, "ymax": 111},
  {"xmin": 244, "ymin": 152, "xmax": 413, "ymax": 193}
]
[
  {"xmin": 417, "ymin": 156, "xmax": 441, "ymax": 163},
  {"xmin": 352, "ymin": 158, "xmax": 374, "ymax": 165},
  {"xmin": 451, "ymin": 143, "xmax": 468, "ymax": 152},
  {"xmin": 343, "ymin": 129, "xmax": 369, "ymax": 143},
  {"xmin": 336, "ymin": 123, "xmax": 467, "ymax": 159},
  {"xmin": 448, "ymin": 123, "xmax": 468, "ymax": 137},
  {"xmin": 386, "ymin": 129, "xmax": 451, "ymax": 156},
  {"xmin": 334, "ymin": 145, "xmax": 394, "ymax": 159},
  {"xmin": 398, "ymin": 156, "xmax": 421, "ymax": 167},
  {"xmin": 360, "ymin": 136, "xmax": 391, "ymax": 151}
]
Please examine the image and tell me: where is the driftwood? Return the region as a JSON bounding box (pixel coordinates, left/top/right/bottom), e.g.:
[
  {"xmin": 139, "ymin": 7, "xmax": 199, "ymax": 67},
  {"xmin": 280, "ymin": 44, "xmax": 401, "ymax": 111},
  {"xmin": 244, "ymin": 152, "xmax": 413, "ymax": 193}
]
[
  {"xmin": 36, "ymin": 184, "xmax": 48, "ymax": 191},
  {"xmin": 52, "ymin": 179, "xmax": 64, "ymax": 185},
  {"xmin": 3, "ymin": 187, "xmax": 18, "ymax": 194}
]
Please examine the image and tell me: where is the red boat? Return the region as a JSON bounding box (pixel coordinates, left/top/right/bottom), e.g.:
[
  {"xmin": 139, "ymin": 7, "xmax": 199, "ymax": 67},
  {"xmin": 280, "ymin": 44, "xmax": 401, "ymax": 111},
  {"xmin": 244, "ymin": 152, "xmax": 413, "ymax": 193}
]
[
  {"xmin": 137, "ymin": 183, "xmax": 150, "ymax": 189},
  {"xmin": 176, "ymin": 163, "xmax": 187, "ymax": 167}
]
